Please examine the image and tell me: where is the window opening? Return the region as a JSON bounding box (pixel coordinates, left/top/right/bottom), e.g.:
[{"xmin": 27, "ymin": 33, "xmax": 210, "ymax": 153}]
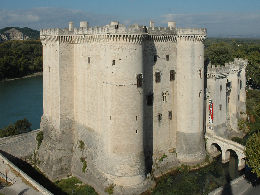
[
  {"xmin": 166, "ymin": 55, "xmax": 169, "ymax": 61},
  {"xmin": 155, "ymin": 72, "xmax": 161, "ymax": 83},
  {"xmin": 238, "ymin": 95, "xmax": 240, "ymax": 101},
  {"xmin": 220, "ymin": 85, "xmax": 222, "ymax": 91},
  {"xmin": 168, "ymin": 111, "xmax": 172, "ymax": 120},
  {"xmin": 110, "ymin": 116, "xmax": 111, "ymax": 120},
  {"xmin": 115, "ymin": 25, "xmax": 118, "ymax": 29},
  {"xmin": 219, "ymin": 104, "xmax": 222, "ymax": 110},
  {"xmin": 158, "ymin": 113, "xmax": 162, "ymax": 121},
  {"xmin": 154, "ymin": 55, "xmax": 157, "ymax": 62},
  {"xmin": 162, "ymin": 92, "xmax": 167, "ymax": 102},
  {"xmin": 199, "ymin": 69, "xmax": 202, "ymax": 79},
  {"xmin": 146, "ymin": 93, "xmax": 153, "ymax": 106},
  {"xmin": 136, "ymin": 116, "xmax": 138, "ymax": 121},
  {"xmin": 112, "ymin": 60, "xmax": 115, "ymax": 65},
  {"xmin": 238, "ymin": 79, "xmax": 239, "ymax": 84},
  {"xmin": 137, "ymin": 74, "xmax": 142, "ymax": 88},
  {"xmin": 240, "ymin": 80, "xmax": 242, "ymax": 89},
  {"xmin": 136, "ymin": 130, "xmax": 138, "ymax": 133},
  {"xmin": 170, "ymin": 70, "xmax": 175, "ymax": 81},
  {"xmin": 88, "ymin": 57, "xmax": 90, "ymax": 63},
  {"xmin": 228, "ymin": 97, "xmax": 230, "ymax": 103}
]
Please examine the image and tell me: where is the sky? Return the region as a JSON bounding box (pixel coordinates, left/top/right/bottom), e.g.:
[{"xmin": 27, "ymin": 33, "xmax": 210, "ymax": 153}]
[{"xmin": 0, "ymin": 0, "xmax": 260, "ymax": 37}]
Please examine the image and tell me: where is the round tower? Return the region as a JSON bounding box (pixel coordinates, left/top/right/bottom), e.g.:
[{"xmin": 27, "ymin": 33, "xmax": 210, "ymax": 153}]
[
  {"xmin": 97, "ymin": 36, "xmax": 146, "ymax": 187},
  {"xmin": 176, "ymin": 34, "xmax": 206, "ymax": 164}
]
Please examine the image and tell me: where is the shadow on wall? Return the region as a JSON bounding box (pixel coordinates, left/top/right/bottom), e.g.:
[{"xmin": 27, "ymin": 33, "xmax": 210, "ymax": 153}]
[
  {"xmin": 0, "ymin": 150, "xmax": 66, "ymax": 195},
  {"xmin": 143, "ymin": 38, "xmax": 156, "ymax": 174}
]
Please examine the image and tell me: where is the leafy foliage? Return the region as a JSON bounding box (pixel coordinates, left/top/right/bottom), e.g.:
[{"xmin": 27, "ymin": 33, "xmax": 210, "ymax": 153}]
[
  {"xmin": 205, "ymin": 38, "xmax": 260, "ymax": 86},
  {"xmin": 36, "ymin": 131, "xmax": 43, "ymax": 149},
  {"xmin": 54, "ymin": 176, "xmax": 98, "ymax": 195},
  {"xmin": 0, "ymin": 118, "xmax": 32, "ymax": 138},
  {"xmin": 245, "ymin": 132, "xmax": 260, "ymax": 177},
  {"xmin": 0, "ymin": 27, "xmax": 40, "ymax": 40},
  {"xmin": 0, "ymin": 40, "xmax": 42, "ymax": 80}
]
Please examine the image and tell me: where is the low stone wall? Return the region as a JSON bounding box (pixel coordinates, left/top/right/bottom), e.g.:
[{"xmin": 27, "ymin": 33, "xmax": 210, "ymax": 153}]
[
  {"xmin": 0, "ymin": 130, "xmax": 40, "ymax": 158},
  {"xmin": 0, "ymin": 152, "xmax": 53, "ymax": 195}
]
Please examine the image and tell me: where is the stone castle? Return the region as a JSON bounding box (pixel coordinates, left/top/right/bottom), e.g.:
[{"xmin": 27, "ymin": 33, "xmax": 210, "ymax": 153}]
[{"xmin": 38, "ymin": 21, "xmax": 247, "ymax": 194}]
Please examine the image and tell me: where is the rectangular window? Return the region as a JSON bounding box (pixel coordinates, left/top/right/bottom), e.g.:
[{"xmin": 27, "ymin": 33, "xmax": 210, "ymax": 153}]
[
  {"xmin": 220, "ymin": 85, "xmax": 222, "ymax": 91},
  {"xmin": 238, "ymin": 79, "xmax": 239, "ymax": 84},
  {"xmin": 154, "ymin": 55, "xmax": 157, "ymax": 62},
  {"xmin": 170, "ymin": 70, "xmax": 175, "ymax": 81},
  {"xmin": 162, "ymin": 92, "xmax": 167, "ymax": 102},
  {"xmin": 88, "ymin": 57, "xmax": 90, "ymax": 63},
  {"xmin": 146, "ymin": 93, "xmax": 153, "ymax": 106},
  {"xmin": 115, "ymin": 25, "xmax": 119, "ymax": 29},
  {"xmin": 238, "ymin": 95, "xmax": 240, "ymax": 101},
  {"xmin": 155, "ymin": 72, "xmax": 161, "ymax": 83},
  {"xmin": 158, "ymin": 113, "xmax": 162, "ymax": 121},
  {"xmin": 166, "ymin": 55, "xmax": 169, "ymax": 61},
  {"xmin": 137, "ymin": 74, "xmax": 142, "ymax": 88},
  {"xmin": 240, "ymin": 80, "xmax": 242, "ymax": 89},
  {"xmin": 168, "ymin": 111, "xmax": 172, "ymax": 120},
  {"xmin": 219, "ymin": 104, "xmax": 222, "ymax": 110},
  {"xmin": 228, "ymin": 97, "xmax": 230, "ymax": 103},
  {"xmin": 112, "ymin": 60, "xmax": 115, "ymax": 65},
  {"xmin": 199, "ymin": 69, "xmax": 202, "ymax": 79}
]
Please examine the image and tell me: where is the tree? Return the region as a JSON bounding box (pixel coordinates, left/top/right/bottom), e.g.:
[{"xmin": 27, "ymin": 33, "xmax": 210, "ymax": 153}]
[
  {"xmin": 0, "ymin": 118, "xmax": 32, "ymax": 138},
  {"xmin": 245, "ymin": 132, "xmax": 260, "ymax": 177}
]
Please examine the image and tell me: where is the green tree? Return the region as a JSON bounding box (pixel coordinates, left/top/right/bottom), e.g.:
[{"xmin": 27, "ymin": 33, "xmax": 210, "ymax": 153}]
[
  {"xmin": 245, "ymin": 132, "xmax": 260, "ymax": 177},
  {"xmin": 0, "ymin": 118, "xmax": 32, "ymax": 138}
]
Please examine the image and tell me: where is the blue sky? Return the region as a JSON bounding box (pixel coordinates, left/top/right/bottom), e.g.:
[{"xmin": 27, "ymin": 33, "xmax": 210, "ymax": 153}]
[{"xmin": 1, "ymin": 0, "xmax": 260, "ymax": 36}]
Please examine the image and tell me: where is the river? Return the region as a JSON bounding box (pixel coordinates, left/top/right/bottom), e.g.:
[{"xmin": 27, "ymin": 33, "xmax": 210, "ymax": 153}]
[
  {"xmin": 0, "ymin": 75, "xmax": 43, "ymax": 130},
  {"xmin": 0, "ymin": 75, "xmax": 244, "ymax": 194}
]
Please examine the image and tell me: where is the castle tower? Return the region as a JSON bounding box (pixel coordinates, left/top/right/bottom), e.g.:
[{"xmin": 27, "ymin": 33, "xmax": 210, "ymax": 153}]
[{"xmin": 175, "ymin": 31, "xmax": 206, "ymax": 164}]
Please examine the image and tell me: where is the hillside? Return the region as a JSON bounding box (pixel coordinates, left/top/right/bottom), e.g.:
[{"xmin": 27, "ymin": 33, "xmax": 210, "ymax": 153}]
[{"xmin": 0, "ymin": 27, "xmax": 39, "ymax": 42}]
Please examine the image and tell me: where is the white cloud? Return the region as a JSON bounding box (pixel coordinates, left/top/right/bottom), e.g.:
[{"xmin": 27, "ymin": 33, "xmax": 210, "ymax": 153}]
[
  {"xmin": 0, "ymin": 7, "xmax": 118, "ymax": 30},
  {"xmin": 159, "ymin": 12, "xmax": 260, "ymax": 36},
  {"xmin": 0, "ymin": 8, "xmax": 259, "ymax": 36}
]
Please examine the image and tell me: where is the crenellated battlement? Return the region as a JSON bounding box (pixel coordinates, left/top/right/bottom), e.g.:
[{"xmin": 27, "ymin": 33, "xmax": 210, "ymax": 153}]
[
  {"xmin": 40, "ymin": 21, "xmax": 207, "ymax": 43},
  {"xmin": 207, "ymin": 58, "xmax": 248, "ymax": 78}
]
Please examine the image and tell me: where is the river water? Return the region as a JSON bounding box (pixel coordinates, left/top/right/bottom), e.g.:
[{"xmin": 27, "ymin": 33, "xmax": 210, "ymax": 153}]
[
  {"xmin": 0, "ymin": 75, "xmax": 43, "ymax": 130},
  {"xmin": 0, "ymin": 75, "xmax": 244, "ymax": 194}
]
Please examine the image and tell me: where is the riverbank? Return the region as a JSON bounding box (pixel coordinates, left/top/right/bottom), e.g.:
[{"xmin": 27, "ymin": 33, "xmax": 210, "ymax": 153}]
[{"xmin": 0, "ymin": 72, "xmax": 42, "ymax": 82}]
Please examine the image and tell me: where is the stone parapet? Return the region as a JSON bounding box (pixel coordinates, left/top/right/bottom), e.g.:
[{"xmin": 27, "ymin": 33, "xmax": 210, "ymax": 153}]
[{"xmin": 40, "ymin": 21, "xmax": 206, "ymax": 37}]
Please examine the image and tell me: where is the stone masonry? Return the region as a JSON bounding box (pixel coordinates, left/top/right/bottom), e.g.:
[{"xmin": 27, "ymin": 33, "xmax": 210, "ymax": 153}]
[{"xmin": 38, "ymin": 21, "xmax": 246, "ymax": 194}]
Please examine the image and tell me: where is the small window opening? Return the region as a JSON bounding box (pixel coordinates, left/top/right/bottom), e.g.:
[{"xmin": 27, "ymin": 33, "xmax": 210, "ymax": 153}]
[
  {"xmin": 199, "ymin": 91, "xmax": 202, "ymax": 97},
  {"xmin": 238, "ymin": 79, "xmax": 239, "ymax": 84},
  {"xmin": 170, "ymin": 70, "xmax": 175, "ymax": 81},
  {"xmin": 162, "ymin": 92, "xmax": 167, "ymax": 102},
  {"xmin": 49, "ymin": 67, "xmax": 50, "ymax": 72},
  {"xmin": 136, "ymin": 116, "xmax": 138, "ymax": 121},
  {"xmin": 155, "ymin": 72, "xmax": 161, "ymax": 83},
  {"xmin": 136, "ymin": 130, "xmax": 138, "ymax": 133},
  {"xmin": 220, "ymin": 85, "xmax": 222, "ymax": 91},
  {"xmin": 154, "ymin": 55, "xmax": 157, "ymax": 62},
  {"xmin": 112, "ymin": 60, "xmax": 115, "ymax": 65},
  {"xmin": 228, "ymin": 97, "xmax": 230, "ymax": 103},
  {"xmin": 199, "ymin": 69, "xmax": 202, "ymax": 79},
  {"xmin": 219, "ymin": 104, "xmax": 222, "ymax": 110},
  {"xmin": 240, "ymin": 80, "xmax": 242, "ymax": 89},
  {"xmin": 238, "ymin": 95, "xmax": 240, "ymax": 101},
  {"xmin": 88, "ymin": 57, "xmax": 90, "ymax": 63},
  {"xmin": 168, "ymin": 111, "xmax": 172, "ymax": 120},
  {"xmin": 115, "ymin": 25, "xmax": 118, "ymax": 29},
  {"xmin": 146, "ymin": 93, "xmax": 154, "ymax": 106},
  {"xmin": 158, "ymin": 113, "xmax": 162, "ymax": 121},
  {"xmin": 110, "ymin": 116, "xmax": 111, "ymax": 120},
  {"xmin": 166, "ymin": 55, "xmax": 169, "ymax": 61},
  {"xmin": 137, "ymin": 74, "xmax": 142, "ymax": 88}
]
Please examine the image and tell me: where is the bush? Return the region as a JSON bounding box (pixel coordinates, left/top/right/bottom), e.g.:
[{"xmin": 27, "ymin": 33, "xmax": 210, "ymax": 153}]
[{"xmin": 36, "ymin": 131, "xmax": 43, "ymax": 149}]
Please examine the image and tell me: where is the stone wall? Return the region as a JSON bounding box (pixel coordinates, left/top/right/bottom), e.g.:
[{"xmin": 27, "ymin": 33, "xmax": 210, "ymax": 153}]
[{"xmin": 0, "ymin": 130, "xmax": 40, "ymax": 158}]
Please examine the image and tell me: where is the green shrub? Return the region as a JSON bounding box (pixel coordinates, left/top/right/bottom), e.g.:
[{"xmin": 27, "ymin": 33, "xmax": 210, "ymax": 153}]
[{"xmin": 36, "ymin": 131, "xmax": 43, "ymax": 149}]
